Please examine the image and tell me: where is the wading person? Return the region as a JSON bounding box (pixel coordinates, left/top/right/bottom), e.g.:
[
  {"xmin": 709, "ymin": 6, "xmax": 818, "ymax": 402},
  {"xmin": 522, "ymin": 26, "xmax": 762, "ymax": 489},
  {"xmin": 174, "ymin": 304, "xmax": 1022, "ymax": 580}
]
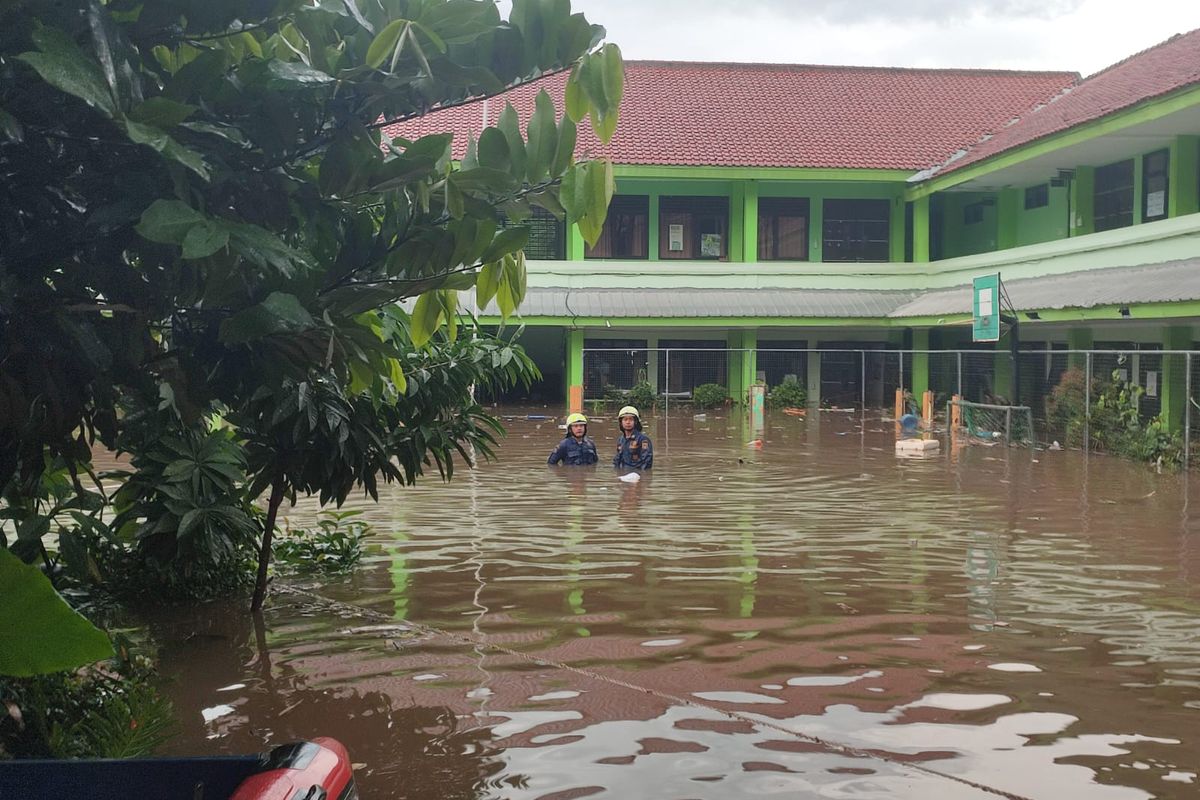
[
  {"xmin": 613, "ymin": 406, "xmax": 653, "ymax": 471},
  {"xmin": 548, "ymin": 412, "xmax": 599, "ymax": 466}
]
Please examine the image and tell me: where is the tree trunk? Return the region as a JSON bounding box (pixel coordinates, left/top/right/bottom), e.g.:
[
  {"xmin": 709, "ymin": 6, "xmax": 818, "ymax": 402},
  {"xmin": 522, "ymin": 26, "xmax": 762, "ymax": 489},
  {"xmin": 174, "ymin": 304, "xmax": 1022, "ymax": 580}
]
[{"xmin": 250, "ymin": 477, "xmax": 286, "ymax": 612}]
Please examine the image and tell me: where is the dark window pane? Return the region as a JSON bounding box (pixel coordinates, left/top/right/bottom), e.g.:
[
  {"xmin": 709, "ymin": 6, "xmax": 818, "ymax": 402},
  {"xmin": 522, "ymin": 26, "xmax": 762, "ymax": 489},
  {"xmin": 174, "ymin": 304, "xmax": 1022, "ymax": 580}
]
[
  {"xmin": 963, "ymin": 202, "xmax": 985, "ymax": 225},
  {"xmin": 1094, "ymin": 159, "xmax": 1133, "ymax": 232},
  {"xmin": 822, "ymin": 199, "xmax": 890, "ymax": 262},
  {"xmin": 758, "ymin": 198, "xmax": 809, "ymax": 261},
  {"xmin": 499, "ymin": 206, "xmax": 564, "ymax": 260},
  {"xmin": 1142, "ymin": 149, "xmax": 1169, "ymax": 223},
  {"xmin": 585, "ymin": 195, "xmax": 649, "ymax": 259},
  {"xmin": 1024, "ymin": 184, "xmax": 1049, "ymax": 210},
  {"xmin": 660, "ymin": 196, "xmax": 729, "ymax": 260}
]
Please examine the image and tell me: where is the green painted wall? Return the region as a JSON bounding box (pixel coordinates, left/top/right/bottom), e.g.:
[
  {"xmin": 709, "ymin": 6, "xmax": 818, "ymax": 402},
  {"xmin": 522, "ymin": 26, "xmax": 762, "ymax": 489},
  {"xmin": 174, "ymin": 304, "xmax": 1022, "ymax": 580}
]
[
  {"xmin": 940, "ymin": 191, "xmax": 999, "ymax": 258},
  {"xmin": 1161, "ymin": 325, "xmax": 1192, "ymax": 430},
  {"xmin": 1014, "ymin": 182, "xmax": 1070, "ymax": 246},
  {"xmin": 1170, "ymin": 135, "xmax": 1200, "ymax": 217}
]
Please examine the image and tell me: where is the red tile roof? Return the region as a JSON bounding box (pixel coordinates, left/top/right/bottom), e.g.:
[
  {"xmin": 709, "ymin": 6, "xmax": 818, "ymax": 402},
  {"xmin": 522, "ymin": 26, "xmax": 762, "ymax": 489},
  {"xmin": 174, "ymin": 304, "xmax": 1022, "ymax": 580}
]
[
  {"xmin": 383, "ymin": 62, "xmax": 1078, "ymax": 171},
  {"xmin": 933, "ymin": 28, "xmax": 1200, "ymax": 177}
]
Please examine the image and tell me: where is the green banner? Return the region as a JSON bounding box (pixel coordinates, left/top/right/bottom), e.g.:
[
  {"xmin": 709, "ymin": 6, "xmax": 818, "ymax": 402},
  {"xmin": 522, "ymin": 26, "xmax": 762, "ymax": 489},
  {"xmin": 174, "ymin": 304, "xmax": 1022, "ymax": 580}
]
[{"xmin": 972, "ymin": 273, "xmax": 1001, "ymax": 343}]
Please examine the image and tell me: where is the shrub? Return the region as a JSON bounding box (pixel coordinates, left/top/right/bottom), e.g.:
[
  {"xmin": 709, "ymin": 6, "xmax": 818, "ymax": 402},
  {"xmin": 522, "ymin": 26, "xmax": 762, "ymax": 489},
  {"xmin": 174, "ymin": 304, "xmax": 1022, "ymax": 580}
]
[
  {"xmin": 275, "ymin": 510, "xmax": 371, "ymax": 572},
  {"xmin": 767, "ymin": 377, "xmax": 807, "ymax": 409},
  {"xmin": 691, "ymin": 383, "xmax": 728, "ymax": 409}
]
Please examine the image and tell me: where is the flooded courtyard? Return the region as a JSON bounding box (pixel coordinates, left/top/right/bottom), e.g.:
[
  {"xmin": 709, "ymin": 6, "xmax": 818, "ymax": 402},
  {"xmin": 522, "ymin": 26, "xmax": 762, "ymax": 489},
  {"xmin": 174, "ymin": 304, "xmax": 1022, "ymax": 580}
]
[{"xmin": 147, "ymin": 410, "xmax": 1200, "ymax": 799}]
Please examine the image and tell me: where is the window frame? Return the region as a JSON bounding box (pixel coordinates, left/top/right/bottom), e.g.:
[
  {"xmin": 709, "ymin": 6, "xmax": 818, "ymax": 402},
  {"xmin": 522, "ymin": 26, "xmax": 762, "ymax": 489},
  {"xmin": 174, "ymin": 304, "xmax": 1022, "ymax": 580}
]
[
  {"xmin": 1142, "ymin": 148, "xmax": 1170, "ymax": 223},
  {"xmin": 1024, "ymin": 183, "xmax": 1049, "ymax": 210},
  {"xmin": 757, "ymin": 197, "xmax": 810, "ymax": 261},
  {"xmin": 658, "ymin": 195, "xmax": 730, "ymax": 261},
  {"xmin": 584, "ymin": 195, "xmax": 650, "ymax": 259},
  {"xmin": 821, "ymin": 198, "xmax": 890, "ymax": 263},
  {"xmin": 1093, "ymin": 158, "xmax": 1134, "ymax": 233}
]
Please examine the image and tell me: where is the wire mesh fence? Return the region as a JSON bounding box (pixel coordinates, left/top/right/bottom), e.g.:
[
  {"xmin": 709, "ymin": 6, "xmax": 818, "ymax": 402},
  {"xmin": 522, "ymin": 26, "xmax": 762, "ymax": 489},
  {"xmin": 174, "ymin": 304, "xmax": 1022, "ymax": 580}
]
[{"xmin": 581, "ymin": 347, "xmax": 1200, "ymax": 468}]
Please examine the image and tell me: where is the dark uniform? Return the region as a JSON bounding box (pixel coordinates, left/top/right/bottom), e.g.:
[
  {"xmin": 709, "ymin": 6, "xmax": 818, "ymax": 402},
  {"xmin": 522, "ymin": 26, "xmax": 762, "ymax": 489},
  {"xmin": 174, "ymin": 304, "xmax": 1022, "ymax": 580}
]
[
  {"xmin": 548, "ymin": 436, "xmax": 598, "ymax": 466},
  {"xmin": 613, "ymin": 432, "xmax": 653, "ymax": 470}
]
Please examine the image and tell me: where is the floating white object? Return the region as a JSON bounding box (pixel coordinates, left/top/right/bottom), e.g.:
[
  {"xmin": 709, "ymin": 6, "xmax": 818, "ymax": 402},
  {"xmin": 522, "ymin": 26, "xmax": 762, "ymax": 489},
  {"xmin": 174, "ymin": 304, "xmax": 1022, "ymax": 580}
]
[
  {"xmin": 895, "ymin": 438, "xmax": 940, "ymax": 453},
  {"xmin": 618, "ymin": 472, "xmax": 641, "ymax": 483}
]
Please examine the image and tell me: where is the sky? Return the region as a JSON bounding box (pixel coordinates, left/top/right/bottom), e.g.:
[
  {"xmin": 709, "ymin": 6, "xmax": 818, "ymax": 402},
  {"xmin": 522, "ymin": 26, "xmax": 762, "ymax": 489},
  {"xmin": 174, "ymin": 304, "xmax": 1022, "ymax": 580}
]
[{"xmin": 510, "ymin": 0, "xmax": 1200, "ymax": 77}]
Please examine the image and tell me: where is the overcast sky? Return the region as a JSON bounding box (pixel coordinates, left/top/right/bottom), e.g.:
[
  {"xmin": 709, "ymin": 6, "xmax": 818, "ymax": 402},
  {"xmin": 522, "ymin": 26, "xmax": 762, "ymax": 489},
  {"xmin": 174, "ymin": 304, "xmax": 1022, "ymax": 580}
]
[{"xmin": 509, "ymin": 0, "xmax": 1200, "ymax": 76}]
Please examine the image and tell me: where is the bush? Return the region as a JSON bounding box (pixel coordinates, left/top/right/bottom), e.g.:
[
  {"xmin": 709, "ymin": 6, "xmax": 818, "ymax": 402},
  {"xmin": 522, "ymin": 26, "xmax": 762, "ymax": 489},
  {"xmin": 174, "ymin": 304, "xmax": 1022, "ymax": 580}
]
[
  {"xmin": 275, "ymin": 510, "xmax": 371, "ymax": 572},
  {"xmin": 767, "ymin": 377, "xmax": 807, "ymax": 409},
  {"xmin": 691, "ymin": 383, "xmax": 728, "ymax": 409}
]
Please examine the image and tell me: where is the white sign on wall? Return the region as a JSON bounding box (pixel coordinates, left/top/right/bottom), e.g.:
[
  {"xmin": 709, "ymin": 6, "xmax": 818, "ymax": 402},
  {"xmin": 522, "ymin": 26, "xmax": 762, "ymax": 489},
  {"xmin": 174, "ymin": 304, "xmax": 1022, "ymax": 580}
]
[{"xmin": 668, "ymin": 224, "xmax": 684, "ymax": 251}]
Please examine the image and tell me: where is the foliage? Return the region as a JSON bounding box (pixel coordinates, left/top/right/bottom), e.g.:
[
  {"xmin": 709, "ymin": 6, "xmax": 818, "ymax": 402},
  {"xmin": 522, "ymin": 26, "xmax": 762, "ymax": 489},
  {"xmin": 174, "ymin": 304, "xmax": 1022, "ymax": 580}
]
[
  {"xmin": 1, "ymin": 0, "xmax": 621, "ymax": 608},
  {"xmin": 1047, "ymin": 367, "xmax": 1182, "ymax": 467},
  {"xmin": 276, "ymin": 510, "xmax": 371, "ymax": 572},
  {"xmin": 601, "ymin": 380, "xmax": 656, "ymax": 410},
  {"xmin": 767, "ymin": 377, "xmax": 807, "ymax": 409},
  {"xmin": 0, "ymin": 548, "xmax": 113, "ymax": 678},
  {"xmin": 691, "ymin": 383, "xmax": 727, "ymax": 409},
  {"xmin": 0, "ymin": 643, "xmax": 174, "ymax": 759}
]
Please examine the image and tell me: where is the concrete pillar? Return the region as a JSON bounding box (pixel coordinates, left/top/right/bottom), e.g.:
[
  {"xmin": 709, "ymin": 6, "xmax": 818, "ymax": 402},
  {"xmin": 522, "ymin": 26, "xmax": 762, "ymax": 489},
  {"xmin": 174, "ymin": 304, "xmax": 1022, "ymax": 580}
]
[
  {"xmin": 730, "ymin": 183, "xmax": 745, "ymax": 263},
  {"xmin": 566, "ymin": 223, "xmax": 585, "ymax": 260},
  {"xmin": 1170, "ymin": 135, "xmax": 1200, "ymax": 218},
  {"xmin": 1070, "ymin": 166, "xmax": 1095, "ymax": 237},
  {"xmin": 1068, "ymin": 327, "xmax": 1093, "ymax": 371},
  {"xmin": 1161, "ymin": 325, "xmax": 1192, "ymax": 431},
  {"xmin": 997, "ymin": 188, "xmax": 1019, "ymax": 250},
  {"xmin": 727, "ymin": 330, "xmax": 744, "ymax": 405},
  {"xmin": 742, "ymin": 181, "xmax": 759, "ymax": 263},
  {"xmin": 726, "ymin": 329, "xmax": 758, "ymax": 405},
  {"xmin": 912, "ymin": 196, "xmax": 930, "ymax": 262},
  {"xmin": 566, "ymin": 328, "xmax": 585, "ymax": 410},
  {"xmin": 912, "ymin": 328, "xmax": 931, "ymax": 400},
  {"xmin": 888, "ymin": 196, "xmax": 905, "ymax": 263},
  {"xmin": 646, "ymin": 335, "xmax": 660, "ymax": 393},
  {"xmin": 994, "ymin": 341, "xmax": 1014, "ymax": 403},
  {"xmin": 807, "ymin": 348, "xmax": 822, "ymax": 408},
  {"xmin": 648, "ymin": 193, "xmax": 660, "ymax": 260}
]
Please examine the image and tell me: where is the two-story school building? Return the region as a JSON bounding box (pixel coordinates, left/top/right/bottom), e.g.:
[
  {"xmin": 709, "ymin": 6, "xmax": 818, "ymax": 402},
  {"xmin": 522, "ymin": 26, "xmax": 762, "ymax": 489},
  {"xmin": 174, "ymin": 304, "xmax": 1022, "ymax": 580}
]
[{"xmin": 387, "ymin": 29, "xmax": 1200, "ymax": 425}]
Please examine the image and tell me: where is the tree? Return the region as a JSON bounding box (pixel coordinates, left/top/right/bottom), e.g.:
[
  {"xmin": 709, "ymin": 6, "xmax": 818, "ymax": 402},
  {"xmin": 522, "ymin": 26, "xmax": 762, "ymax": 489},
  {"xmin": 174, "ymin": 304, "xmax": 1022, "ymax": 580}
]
[{"xmin": 0, "ymin": 0, "xmax": 622, "ymax": 607}]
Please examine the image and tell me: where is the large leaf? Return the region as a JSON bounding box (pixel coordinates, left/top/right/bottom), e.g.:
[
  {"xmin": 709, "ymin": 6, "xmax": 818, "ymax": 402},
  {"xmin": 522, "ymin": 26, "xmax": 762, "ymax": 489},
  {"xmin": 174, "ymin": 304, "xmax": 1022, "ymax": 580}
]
[
  {"xmin": 525, "ymin": 89, "xmax": 557, "ymax": 183},
  {"xmin": 409, "ymin": 291, "xmax": 445, "ymax": 348},
  {"xmin": 496, "ymin": 104, "xmax": 527, "ymax": 184},
  {"xmin": 220, "ymin": 292, "xmax": 317, "ymax": 344},
  {"xmin": 366, "ymin": 19, "xmax": 407, "ymax": 69},
  {"xmin": 135, "ymin": 199, "xmax": 205, "ymax": 245},
  {"xmin": 0, "ymin": 107, "xmax": 25, "ymax": 143},
  {"xmin": 17, "ymin": 26, "xmax": 117, "ymax": 118},
  {"xmin": 0, "ymin": 548, "xmax": 113, "ymax": 677},
  {"xmin": 124, "ymin": 119, "xmax": 210, "ymax": 178}
]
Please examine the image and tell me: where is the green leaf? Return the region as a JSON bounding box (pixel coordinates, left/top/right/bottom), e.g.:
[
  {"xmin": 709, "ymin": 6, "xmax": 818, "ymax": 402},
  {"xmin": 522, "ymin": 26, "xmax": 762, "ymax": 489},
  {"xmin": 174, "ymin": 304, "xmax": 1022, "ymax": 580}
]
[
  {"xmin": 366, "ymin": 19, "xmax": 407, "ymax": 69},
  {"xmin": 128, "ymin": 97, "xmax": 197, "ymax": 128},
  {"xmin": 600, "ymin": 43, "xmax": 625, "ymax": 114},
  {"xmin": 124, "ymin": 120, "xmax": 210, "ymax": 179},
  {"xmin": 0, "ymin": 548, "xmax": 113, "ymax": 677},
  {"xmin": 591, "ymin": 108, "xmax": 617, "ymax": 145},
  {"xmin": 481, "ymin": 226, "xmax": 529, "ymax": 263},
  {"xmin": 445, "ymin": 178, "xmax": 465, "ymax": 219},
  {"xmin": 496, "ymin": 104, "xmax": 527, "ymax": 185},
  {"xmin": 552, "ymin": 113, "xmax": 576, "ymax": 176},
  {"xmin": 525, "ymin": 89, "xmax": 557, "ymax": 184},
  {"xmin": 476, "ymin": 260, "xmax": 502, "ymax": 310},
  {"xmin": 135, "ymin": 200, "xmax": 204, "ymax": 245},
  {"xmin": 0, "ymin": 107, "xmax": 25, "ymax": 143},
  {"xmin": 220, "ymin": 292, "xmax": 316, "ymax": 344},
  {"xmin": 182, "ymin": 221, "xmax": 230, "ymax": 259},
  {"xmin": 17, "ymin": 26, "xmax": 117, "ymax": 118},
  {"xmin": 477, "ymin": 127, "xmax": 510, "ymax": 172},
  {"xmin": 564, "ymin": 67, "xmax": 588, "ymax": 123},
  {"xmin": 227, "ymin": 223, "xmax": 312, "ymax": 276},
  {"xmin": 409, "ymin": 292, "xmax": 444, "ymax": 348},
  {"xmin": 266, "ymin": 60, "xmax": 335, "ymax": 88}
]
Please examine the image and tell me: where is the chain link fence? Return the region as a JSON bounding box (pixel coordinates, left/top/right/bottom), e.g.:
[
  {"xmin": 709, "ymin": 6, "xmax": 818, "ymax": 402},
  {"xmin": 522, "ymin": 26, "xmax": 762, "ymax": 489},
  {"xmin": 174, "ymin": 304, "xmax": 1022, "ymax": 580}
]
[{"xmin": 581, "ymin": 347, "xmax": 1200, "ymax": 467}]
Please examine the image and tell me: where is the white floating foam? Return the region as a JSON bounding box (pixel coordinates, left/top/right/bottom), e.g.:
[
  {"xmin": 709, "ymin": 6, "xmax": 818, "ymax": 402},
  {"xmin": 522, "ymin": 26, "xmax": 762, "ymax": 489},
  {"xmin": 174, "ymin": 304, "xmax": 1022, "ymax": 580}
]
[{"xmin": 987, "ymin": 662, "xmax": 1043, "ymax": 673}]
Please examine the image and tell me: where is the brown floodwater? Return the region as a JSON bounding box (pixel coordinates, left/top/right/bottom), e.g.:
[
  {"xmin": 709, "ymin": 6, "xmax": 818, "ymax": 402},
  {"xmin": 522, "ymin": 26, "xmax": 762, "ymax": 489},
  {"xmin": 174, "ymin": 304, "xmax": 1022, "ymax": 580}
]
[{"xmin": 142, "ymin": 409, "xmax": 1200, "ymax": 799}]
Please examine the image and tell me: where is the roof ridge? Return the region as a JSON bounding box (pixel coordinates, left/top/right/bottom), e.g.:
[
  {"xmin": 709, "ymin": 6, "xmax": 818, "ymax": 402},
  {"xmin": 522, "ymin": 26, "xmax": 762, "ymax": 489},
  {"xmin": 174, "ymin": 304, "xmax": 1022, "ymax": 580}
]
[
  {"xmin": 1081, "ymin": 26, "xmax": 1200, "ymax": 81},
  {"xmin": 625, "ymin": 59, "xmax": 1079, "ymax": 78}
]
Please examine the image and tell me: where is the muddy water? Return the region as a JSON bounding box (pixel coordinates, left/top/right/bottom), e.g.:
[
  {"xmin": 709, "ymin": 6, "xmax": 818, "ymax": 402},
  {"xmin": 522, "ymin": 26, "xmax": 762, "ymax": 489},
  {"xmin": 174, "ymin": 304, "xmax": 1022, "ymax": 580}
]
[{"xmin": 148, "ymin": 410, "xmax": 1200, "ymax": 799}]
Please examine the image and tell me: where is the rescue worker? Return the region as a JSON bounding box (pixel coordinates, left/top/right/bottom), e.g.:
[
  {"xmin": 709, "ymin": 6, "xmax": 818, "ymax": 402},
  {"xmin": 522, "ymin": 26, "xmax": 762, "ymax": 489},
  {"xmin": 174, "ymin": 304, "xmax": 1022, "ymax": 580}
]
[
  {"xmin": 548, "ymin": 412, "xmax": 599, "ymax": 466},
  {"xmin": 612, "ymin": 406, "xmax": 653, "ymax": 470}
]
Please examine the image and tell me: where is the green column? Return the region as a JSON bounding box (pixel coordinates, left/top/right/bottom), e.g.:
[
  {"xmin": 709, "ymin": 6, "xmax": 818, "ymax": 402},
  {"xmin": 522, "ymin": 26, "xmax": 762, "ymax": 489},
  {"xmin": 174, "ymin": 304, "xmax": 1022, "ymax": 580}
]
[
  {"xmin": 727, "ymin": 330, "xmax": 744, "ymax": 404},
  {"xmin": 648, "ymin": 193, "xmax": 660, "ymax": 260},
  {"xmin": 729, "ymin": 182, "xmax": 745, "ymax": 263},
  {"xmin": 743, "ymin": 181, "xmax": 759, "ymax": 263},
  {"xmin": 912, "ymin": 195, "xmax": 930, "ymax": 262},
  {"xmin": 1071, "ymin": 166, "xmax": 1095, "ymax": 236},
  {"xmin": 742, "ymin": 329, "xmax": 758, "ymax": 403},
  {"xmin": 807, "ymin": 347, "xmax": 822, "ymax": 408},
  {"xmin": 809, "ymin": 197, "xmax": 824, "ymax": 262},
  {"xmin": 888, "ymin": 195, "xmax": 905, "ymax": 263},
  {"xmin": 997, "ymin": 188, "xmax": 1019, "ymax": 250},
  {"xmin": 566, "ymin": 328, "xmax": 584, "ymax": 403},
  {"xmin": 994, "ymin": 341, "xmax": 1014, "ymax": 403},
  {"xmin": 1068, "ymin": 327, "xmax": 1092, "ymax": 371},
  {"xmin": 1161, "ymin": 325, "xmax": 1192, "ymax": 431},
  {"xmin": 912, "ymin": 328, "xmax": 930, "ymax": 399},
  {"xmin": 566, "ymin": 221, "xmax": 585, "ymax": 260},
  {"xmin": 1169, "ymin": 135, "xmax": 1200, "ymax": 218},
  {"xmin": 1132, "ymin": 154, "xmax": 1144, "ymax": 225}
]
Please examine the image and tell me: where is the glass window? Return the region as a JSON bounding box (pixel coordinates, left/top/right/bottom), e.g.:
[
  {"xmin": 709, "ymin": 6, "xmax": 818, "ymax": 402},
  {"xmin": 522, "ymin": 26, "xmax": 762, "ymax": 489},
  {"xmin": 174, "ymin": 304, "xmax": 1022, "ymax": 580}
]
[
  {"xmin": 659, "ymin": 196, "xmax": 729, "ymax": 260},
  {"xmin": 758, "ymin": 198, "xmax": 809, "ymax": 261},
  {"xmin": 1024, "ymin": 184, "xmax": 1049, "ymax": 210},
  {"xmin": 963, "ymin": 202, "xmax": 985, "ymax": 225},
  {"xmin": 822, "ymin": 199, "xmax": 890, "ymax": 262},
  {"xmin": 585, "ymin": 195, "xmax": 649, "ymax": 259},
  {"xmin": 498, "ymin": 207, "xmax": 565, "ymax": 260},
  {"xmin": 1142, "ymin": 149, "xmax": 1169, "ymax": 223},
  {"xmin": 1094, "ymin": 159, "xmax": 1134, "ymax": 232}
]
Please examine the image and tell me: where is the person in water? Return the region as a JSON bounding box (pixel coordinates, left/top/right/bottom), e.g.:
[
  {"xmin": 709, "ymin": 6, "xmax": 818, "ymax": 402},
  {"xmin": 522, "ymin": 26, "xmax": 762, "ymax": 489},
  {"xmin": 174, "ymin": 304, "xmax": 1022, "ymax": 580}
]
[
  {"xmin": 612, "ymin": 405, "xmax": 653, "ymax": 470},
  {"xmin": 548, "ymin": 412, "xmax": 599, "ymax": 466}
]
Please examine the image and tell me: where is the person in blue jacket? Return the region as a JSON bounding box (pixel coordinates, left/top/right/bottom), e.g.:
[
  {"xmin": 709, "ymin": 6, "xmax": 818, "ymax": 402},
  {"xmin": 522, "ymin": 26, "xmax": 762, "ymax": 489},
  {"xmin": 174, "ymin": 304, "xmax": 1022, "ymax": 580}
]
[
  {"xmin": 548, "ymin": 412, "xmax": 599, "ymax": 466},
  {"xmin": 613, "ymin": 405, "xmax": 653, "ymax": 470}
]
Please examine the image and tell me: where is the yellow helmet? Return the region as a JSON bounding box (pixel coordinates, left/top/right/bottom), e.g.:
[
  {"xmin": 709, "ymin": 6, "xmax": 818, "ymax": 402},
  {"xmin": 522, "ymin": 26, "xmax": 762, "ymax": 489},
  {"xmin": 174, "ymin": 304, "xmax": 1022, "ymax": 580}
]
[
  {"xmin": 618, "ymin": 406, "xmax": 640, "ymax": 420},
  {"xmin": 566, "ymin": 412, "xmax": 588, "ymax": 426}
]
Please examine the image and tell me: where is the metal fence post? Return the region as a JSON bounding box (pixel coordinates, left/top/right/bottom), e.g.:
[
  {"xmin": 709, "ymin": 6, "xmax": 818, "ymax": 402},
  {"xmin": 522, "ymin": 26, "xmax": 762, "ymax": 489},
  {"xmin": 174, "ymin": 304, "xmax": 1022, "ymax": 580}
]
[
  {"xmin": 1084, "ymin": 352, "xmax": 1092, "ymax": 453},
  {"xmin": 664, "ymin": 348, "xmax": 670, "ymax": 417},
  {"xmin": 860, "ymin": 350, "xmax": 866, "ymax": 416},
  {"xmin": 1186, "ymin": 353, "xmax": 1192, "ymax": 469},
  {"xmin": 899, "ymin": 349, "xmax": 905, "ymax": 395},
  {"xmin": 957, "ymin": 350, "xmax": 963, "ymax": 397}
]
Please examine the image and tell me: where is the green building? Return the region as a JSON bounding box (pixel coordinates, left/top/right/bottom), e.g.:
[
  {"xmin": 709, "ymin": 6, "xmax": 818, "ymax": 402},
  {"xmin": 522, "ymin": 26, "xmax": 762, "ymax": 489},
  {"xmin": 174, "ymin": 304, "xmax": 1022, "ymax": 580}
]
[{"xmin": 387, "ymin": 29, "xmax": 1200, "ymax": 425}]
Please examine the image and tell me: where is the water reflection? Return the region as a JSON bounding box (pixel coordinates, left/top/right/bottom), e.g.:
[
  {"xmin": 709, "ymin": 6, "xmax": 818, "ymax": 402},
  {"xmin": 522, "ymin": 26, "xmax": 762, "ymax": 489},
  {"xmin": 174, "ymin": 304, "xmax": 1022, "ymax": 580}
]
[{"xmin": 149, "ymin": 410, "xmax": 1200, "ymax": 799}]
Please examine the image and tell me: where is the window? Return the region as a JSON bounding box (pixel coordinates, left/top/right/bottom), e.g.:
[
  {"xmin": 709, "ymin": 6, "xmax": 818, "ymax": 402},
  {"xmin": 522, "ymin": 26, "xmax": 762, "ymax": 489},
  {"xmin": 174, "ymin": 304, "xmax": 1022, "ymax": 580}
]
[
  {"xmin": 758, "ymin": 198, "xmax": 809, "ymax": 260},
  {"xmin": 822, "ymin": 199, "xmax": 890, "ymax": 262},
  {"xmin": 1024, "ymin": 184, "xmax": 1049, "ymax": 210},
  {"xmin": 963, "ymin": 202, "xmax": 985, "ymax": 225},
  {"xmin": 585, "ymin": 195, "xmax": 649, "ymax": 258},
  {"xmin": 1143, "ymin": 149, "xmax": 1169, "ymax": 223},
  {"xmin": 1093, "ymin": 159, "xmax": 1134, "ymax": 232},
  {"xmin": 498, "ymin": 207, "xmax": 564, "ymax": 260},
  {"xmin": 660, "ymin": 196, "xmax": 729, "ymax": 260}
]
